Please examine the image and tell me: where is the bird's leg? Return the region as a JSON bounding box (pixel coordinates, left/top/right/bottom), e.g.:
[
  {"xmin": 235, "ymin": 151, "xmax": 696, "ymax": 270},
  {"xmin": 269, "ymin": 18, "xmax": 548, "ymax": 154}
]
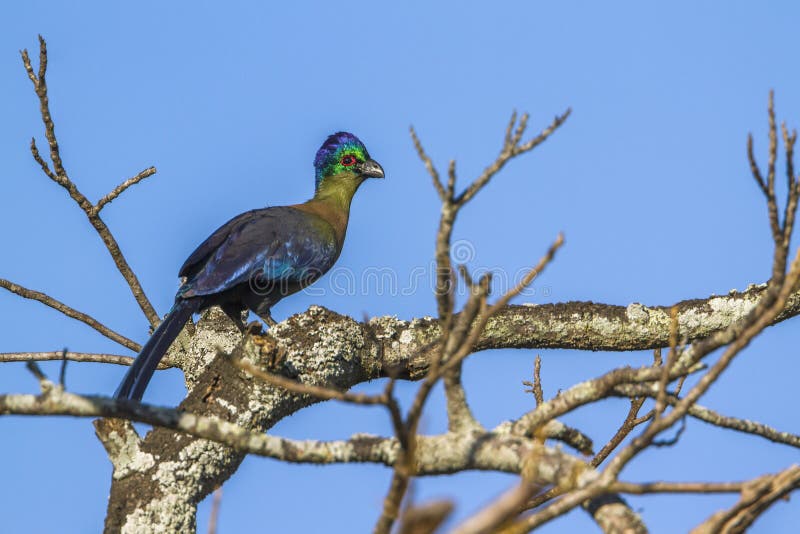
[
  {"xmin": 220, "ymin": 303, "xmax": 248, "ymax": 333},
  {"xmin": 256, "ymin": 311, "xmax": 278, "ymax": 328},
  {"xmin": 245, "ymin": 311, "xmax": 277, "ymax": 333},
  {"xmin": 242, "ymin": 294, "xmax": 278, "ymax": 331},
  {"xmin": 245, "ymin": 306, "xmax": 277, "ymax": 332}
]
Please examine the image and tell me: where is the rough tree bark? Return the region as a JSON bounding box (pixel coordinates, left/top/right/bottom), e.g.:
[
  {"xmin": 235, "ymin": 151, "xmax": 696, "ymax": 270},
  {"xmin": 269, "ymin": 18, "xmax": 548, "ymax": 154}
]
[{"xmin": 3, "ymin": 37, "xmax": 798, "ymax": 534}]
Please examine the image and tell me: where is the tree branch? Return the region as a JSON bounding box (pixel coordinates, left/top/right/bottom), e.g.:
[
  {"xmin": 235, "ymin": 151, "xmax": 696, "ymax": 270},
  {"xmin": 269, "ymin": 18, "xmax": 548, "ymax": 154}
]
[
  {"xmin": 0, "ymin": 351, "xmax": 161, "ymax": 367},
  {"xmin": 0, "ymin": 278, "xmax": 140, "ymax": 351},
  {"xmin": 691, "ymin": 465, "xmax": 800, "ymax": 534},
  {"xmin": 92, "ymin": 167, "xmax": 157, "ymax": 215},
  {"xmin": 0, "ymin": 387, "xmax": 592, "ymax": 479},
  {"xmin": 20, "ymin": 35, "xmax": 159, "ymax": 326},
  {"xmin": 613, "ymin": 384, "xmax": 800, "ymax": 449}
]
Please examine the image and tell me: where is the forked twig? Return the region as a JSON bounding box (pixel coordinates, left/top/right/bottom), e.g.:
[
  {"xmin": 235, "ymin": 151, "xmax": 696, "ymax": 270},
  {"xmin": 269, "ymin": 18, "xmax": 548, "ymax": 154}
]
[
  {"xmin": 374, "ymin": 111, "xmax": 569, "ymax": 534},
  {"xmin": 20, "ymin": 35, "xmax": 159, "ymax": 327}
]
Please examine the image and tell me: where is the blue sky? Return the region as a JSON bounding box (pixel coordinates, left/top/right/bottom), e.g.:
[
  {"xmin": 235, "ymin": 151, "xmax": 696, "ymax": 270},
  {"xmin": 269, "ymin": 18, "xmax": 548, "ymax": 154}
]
[{"xmin": 1, "ymin": 1, "xmax": 798, "ymax": 532}]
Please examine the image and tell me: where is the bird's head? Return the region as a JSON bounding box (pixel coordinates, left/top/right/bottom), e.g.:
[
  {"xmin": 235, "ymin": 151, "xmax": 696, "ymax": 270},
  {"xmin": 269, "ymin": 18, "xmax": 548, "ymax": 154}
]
[{"xmin": 313, "ymin": 132, "xmax": 384, "ymax": 197}]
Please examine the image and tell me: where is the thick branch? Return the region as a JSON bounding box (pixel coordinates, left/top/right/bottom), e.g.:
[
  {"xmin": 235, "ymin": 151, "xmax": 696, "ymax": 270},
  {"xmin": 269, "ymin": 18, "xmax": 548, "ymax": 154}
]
[
  {"xmin": 0, "ymin": 387, "xmax": 586, "ymax": 476},
  {"xmin": 7, "ymin": 285, "xmax": 788, "ymax": 531}
]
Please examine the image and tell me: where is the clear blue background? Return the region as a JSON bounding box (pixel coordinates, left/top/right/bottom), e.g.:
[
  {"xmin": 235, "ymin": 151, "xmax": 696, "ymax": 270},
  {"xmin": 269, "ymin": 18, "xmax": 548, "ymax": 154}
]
[{"xmin": 1, "ymin": 2, "xmax": 798, "ymax": 532}]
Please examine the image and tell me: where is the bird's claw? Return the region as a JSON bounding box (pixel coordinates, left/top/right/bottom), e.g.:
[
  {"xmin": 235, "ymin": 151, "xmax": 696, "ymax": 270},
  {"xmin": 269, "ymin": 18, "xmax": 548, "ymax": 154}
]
[{"xmin": 245, "ymin": 320, "xmax": 265, "ymax": 335}]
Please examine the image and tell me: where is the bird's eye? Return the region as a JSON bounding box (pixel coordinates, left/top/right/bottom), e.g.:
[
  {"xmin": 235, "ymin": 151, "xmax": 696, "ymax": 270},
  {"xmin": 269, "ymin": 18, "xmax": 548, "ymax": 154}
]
[{"xmin": 341, "ymin": 154, "xmax": 357, "ymax": 166}]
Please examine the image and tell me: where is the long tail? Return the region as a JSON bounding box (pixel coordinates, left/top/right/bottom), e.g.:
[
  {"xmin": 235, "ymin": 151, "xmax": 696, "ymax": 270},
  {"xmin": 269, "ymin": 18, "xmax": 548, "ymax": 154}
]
[{"xmin": 115, "ymin": 298, "xmax": 201, "ymax": 401}]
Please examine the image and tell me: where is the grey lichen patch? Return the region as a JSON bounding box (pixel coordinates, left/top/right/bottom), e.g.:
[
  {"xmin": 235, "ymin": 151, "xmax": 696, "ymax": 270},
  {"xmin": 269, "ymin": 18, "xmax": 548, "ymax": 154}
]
[
  {"xmin": 626, "ymin": 303, "xmax": 650, "ymax": 324},
  {"xmin": 583, "ymin": 314, "xmax": 624, "ymax": 336},
  {"xmin": 707, "ymin": 294, "xmax": 757, "ymax": 323},
  {"xmin": 371, "ymin": 316, "xmax": 438, "ymax": 347},
  {"xmin": 181, "ymin": 308, "xmax": 242, "ymax": 388},
  {"xmin": 121, "ymin": 493, "xmax": 196, "ymax": 534},
  {"xmin": 214, "ymin": 397, "xmax": 239, "ymax": 416},
  {"xmin": 112, "ymin": 433, "xmax": 157, "ymax": 480},
  {"xmin": 678, "ymin": 293, "xmax": 758, "ymax": 332},
  {"xmin": 271, "ymin": 307, "xmax": 367, "ymax": 378},
  {"xmin": 153, "ymin": 439, "xmax": 231, "ymax": 488}
]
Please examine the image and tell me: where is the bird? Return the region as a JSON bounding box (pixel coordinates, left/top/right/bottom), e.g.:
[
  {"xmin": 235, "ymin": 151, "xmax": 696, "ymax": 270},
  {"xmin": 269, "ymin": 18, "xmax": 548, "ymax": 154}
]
[{"xmin": 114, "ymin": 132, "xmax": 384, "ymax": 401}]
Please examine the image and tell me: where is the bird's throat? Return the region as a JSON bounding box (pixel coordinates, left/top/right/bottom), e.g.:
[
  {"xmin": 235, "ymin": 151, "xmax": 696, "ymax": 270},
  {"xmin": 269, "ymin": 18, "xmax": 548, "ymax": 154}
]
[
  {"xmin": 313, "ymin": 173, "xmax": 363, "ymax": 211},
  {"xmin": 296, "ymin": 174, "xmax": 364, "ymax": 248}
]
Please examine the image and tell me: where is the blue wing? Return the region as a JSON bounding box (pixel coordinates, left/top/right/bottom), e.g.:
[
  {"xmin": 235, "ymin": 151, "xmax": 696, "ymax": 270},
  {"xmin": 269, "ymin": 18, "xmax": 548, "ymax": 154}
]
[
  {"xmin": 179, "ymin": 209, "xmax": 262, "ymax": 279},
  {"xmin": 179, "ymin": 206, "xmax": 338, "ymax": 298}
]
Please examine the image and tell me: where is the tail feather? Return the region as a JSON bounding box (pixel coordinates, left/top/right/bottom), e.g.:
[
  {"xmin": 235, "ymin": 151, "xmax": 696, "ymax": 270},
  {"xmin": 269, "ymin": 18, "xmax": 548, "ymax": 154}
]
[{"xmin": 115, "ymin": 298, "xmax": 201, "ymax": 401}]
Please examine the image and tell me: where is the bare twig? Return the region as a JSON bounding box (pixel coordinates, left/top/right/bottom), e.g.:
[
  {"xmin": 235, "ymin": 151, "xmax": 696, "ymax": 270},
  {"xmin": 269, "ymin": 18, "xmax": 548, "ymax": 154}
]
[
  {"xmin": 397, "ymin": 500, "xmax": 453, "ymax": 534},
  {"xmin": 375, "ymin": 112, "xmax": 570, "ymax": 534},
  {"xmin": 511, "ymin": 356, "xmax": 702, "ymax": 440},
  {"xmin": 612, "ymin": 480, "xmax": 747, "ymax": 495},
  {"xmin": 599, "ymin": 248, "xmax": 800, "ymax": 503},
  {"xmin": 0, "ymin": 351, "xmax": 171, "ymax": 368},
  {"xmin": 613, "ymin": 384, "xmax": 800, "ymax": 449},
  {"xmin": 410, "ymin": 126, "xmax": 447, "ymax": 201},
  {"xmin": 441, "ymin": 234, "xmax": 564, "ymax": 377},
  {"xmin": 233, "ymin": 357, "xmax": 390, "ymax": 406},
  {"xmin": 767, "ymin": 91, "xmax": 780, "ymax": 242},
  {"xmin": 591, "ymin": 397, "xmax": 647, "ymax": 467},
  {"xmin": 20, "ymin": 36, "xmax": 159, "ymax": 326},
  {"xmin": 691, "ymin": 465, "xmax": 800, "ymax": 534},
  {"xmin": 207, "ymin": 487, "xmax": 222, "ymax": 534},
  {"xmin": 686, "ymin": 403, "xmax": 800, "ymax": 448},
  {"xmin": 514, "ymin": 96, "xmax": 800, "ymax": 531},
  {"xmin": 456, "ymin": 110, "xmax": 570, "ymax": 206},
  {"xmin": 93, "ymin": 167, "xmax": 157, "ymax": 215},
  {"xmin": 747, "ymin": 134, "xmax": 768, "ymax": 196},
  {"xmin": 522, "ymin": 396, "xmax": 649, "ymax": 514},
  {"xmin": 655, "ymin": 306, "xmax": 680, "ymax": 417},
  {"xmin": 0, "ymin": 278, "xmax": 140, "ymax": 351},
  {"xmin": 452, "ymin": 474, "xmax": 537, "ymax": 534},
  {"xmin": 522, "ymin": 355, "xmax": 544, "ymax": 406}
]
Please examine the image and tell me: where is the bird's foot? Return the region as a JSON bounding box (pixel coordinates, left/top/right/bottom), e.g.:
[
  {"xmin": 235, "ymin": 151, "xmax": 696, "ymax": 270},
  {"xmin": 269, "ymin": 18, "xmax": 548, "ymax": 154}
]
[
  {"xmin": 221, "ymin": 305, "xmax": 250, "ymax": 334},
  {"xmin": 245, "ymin": 320, "xmax": 265, "ymax": 335},
  {"xmin": 249, "ymin": 330, "xmax": 287, "ymax": 370}
]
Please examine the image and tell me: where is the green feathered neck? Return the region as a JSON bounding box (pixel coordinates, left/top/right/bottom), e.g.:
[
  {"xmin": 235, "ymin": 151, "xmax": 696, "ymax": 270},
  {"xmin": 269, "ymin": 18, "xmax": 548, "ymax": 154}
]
[{"xmin": 313, "ymin": 171, "xmax": 364, "ymax": 212}]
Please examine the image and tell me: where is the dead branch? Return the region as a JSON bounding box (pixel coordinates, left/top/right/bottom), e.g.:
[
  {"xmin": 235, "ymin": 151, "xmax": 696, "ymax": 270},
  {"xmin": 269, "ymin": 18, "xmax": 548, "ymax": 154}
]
[
  {"xmin": 373, "ymin": 111, "xmax": 569, "ymax": 534},
  {"xmin": 612, "ymin": 480, "xmax": 750, "ymax": 495},
  {"xmin": 0, "ymin": 388, "xmax": 588, "ymax": 479},
  {"xmin": 591, "ymin": 397, "xmax": 648, "ymax": 468},
  {"xmin": 0, "ymin": 278, "xmax": 140, "ymax": 351},
  {"xmin": 612, "ymin": 384, "xmax": 800, "ymax": 449},
  {"xmin": 233, "ymin": 357, "xmax": 391, "ymax": 406},
  {"xmin": 20, "ymin": 36, "xmax": 159, "ymax": 326},
  {"xmin": 6, "ymin": 39, "xmax": 800, "ymax": 533},
  {"xmin": 397, "ymin": 500, "xmax": 453, "ymax": 534},
  {"xmin": 206, "ymin": 487, "xmax": 222, "ymax": 534},
  {"xmin": 92, "ymin": 167, "xmax": 157, "ymax": 215},
  {"xmin": 522, "ymin": 355, "xmax": 544, "ymax": 407},
  {"xmin": 0, "ymin": 351, "xmax": 172, "ymax": 368},
  {"xmin": 513, "ymin": 92, "xmax": 800, "ymax": 532},
  {"xmin": 691, "ymin": 465, "xmax": 800, "ymax": 534}
]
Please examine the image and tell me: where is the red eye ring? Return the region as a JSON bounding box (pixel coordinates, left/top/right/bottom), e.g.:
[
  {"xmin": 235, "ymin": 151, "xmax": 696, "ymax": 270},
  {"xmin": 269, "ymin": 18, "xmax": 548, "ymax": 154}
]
[{"xmin": 341, "ymin": 154, "xmax": 357, "ymax": 166}]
